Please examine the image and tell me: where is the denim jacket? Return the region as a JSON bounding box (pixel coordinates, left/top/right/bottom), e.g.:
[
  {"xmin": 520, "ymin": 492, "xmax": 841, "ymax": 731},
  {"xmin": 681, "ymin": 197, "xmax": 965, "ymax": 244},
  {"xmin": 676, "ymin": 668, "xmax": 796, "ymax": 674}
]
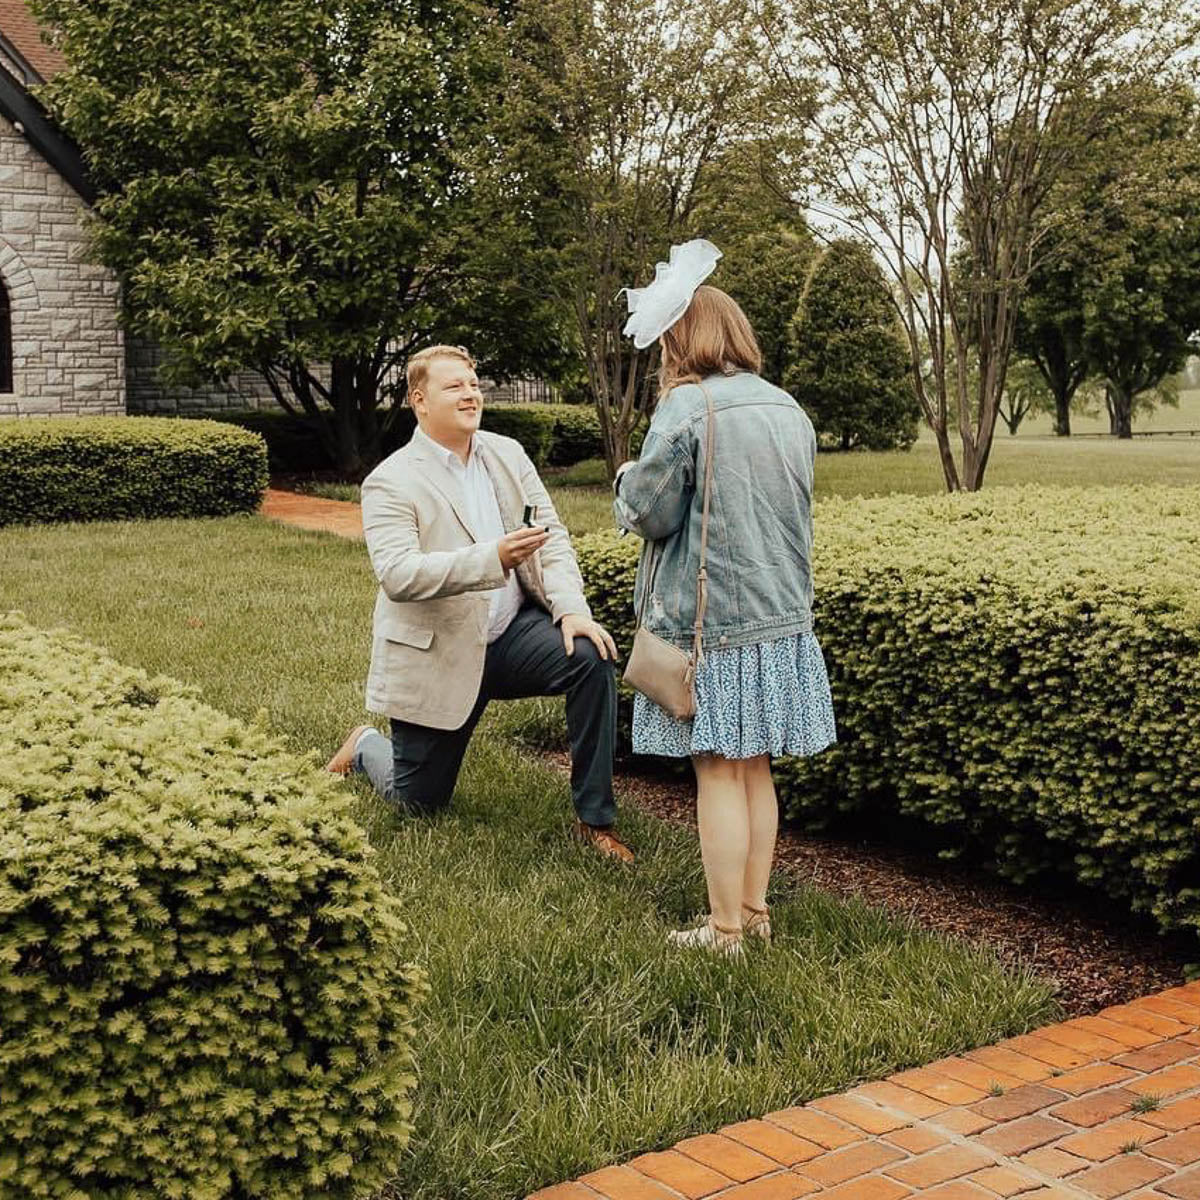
[{"xmin": 613, "ymin": 369, "xmax": 817, "ymax": 653}]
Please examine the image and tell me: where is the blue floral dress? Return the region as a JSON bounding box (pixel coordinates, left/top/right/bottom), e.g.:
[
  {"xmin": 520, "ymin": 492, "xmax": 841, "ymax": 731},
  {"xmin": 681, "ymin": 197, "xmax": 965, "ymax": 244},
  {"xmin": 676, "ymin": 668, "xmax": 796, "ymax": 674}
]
[{"xmin": 632, "ymin": 630, "xmax": 837, "ymax": 760}]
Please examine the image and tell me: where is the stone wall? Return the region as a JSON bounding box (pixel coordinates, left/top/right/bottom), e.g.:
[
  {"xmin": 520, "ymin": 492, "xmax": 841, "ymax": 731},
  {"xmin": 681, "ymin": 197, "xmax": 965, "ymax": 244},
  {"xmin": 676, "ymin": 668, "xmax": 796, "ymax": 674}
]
[
  {"xmin": 125, "ymin": 334, "xmax": 282, "ymax": 413},
  {"xmin": 0, "ymin": 112, "xmax": 124, "ymax": 417}
]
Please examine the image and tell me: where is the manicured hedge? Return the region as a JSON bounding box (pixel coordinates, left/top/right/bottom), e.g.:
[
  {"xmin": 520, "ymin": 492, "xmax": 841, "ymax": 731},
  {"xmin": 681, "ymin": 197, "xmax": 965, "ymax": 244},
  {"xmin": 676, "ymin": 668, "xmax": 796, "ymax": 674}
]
[
  {"xmin": 0, "ymin": 614, "xmax": 426, "ymax": 1199},
  {"xmin": 575, "ymin": 485, "xmax": 1200, "ymax": 938},
  {"xmin": 0, "ymin": 417, "xmax": 268, "ymax": 525},
  {"xmin": 207, "ymin": 403, "xmax": 614, "ymax": 474}
]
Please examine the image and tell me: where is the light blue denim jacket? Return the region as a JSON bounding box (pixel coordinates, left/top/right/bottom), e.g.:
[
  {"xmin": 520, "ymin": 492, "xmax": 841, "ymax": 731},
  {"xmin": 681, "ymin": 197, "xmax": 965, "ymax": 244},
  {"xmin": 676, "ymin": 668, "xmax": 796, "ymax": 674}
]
[{"xmin": 613, "ymin": 369, "xmax": 817, "ymax": 653}]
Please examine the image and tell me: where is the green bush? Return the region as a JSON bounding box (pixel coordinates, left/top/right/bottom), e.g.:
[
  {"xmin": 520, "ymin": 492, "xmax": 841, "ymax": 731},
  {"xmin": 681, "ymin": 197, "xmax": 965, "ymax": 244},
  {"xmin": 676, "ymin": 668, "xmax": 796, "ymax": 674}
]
[
  {"xmin": 0, "ymin": 417, "xmax": 267, "ymax": 525},
  {"xmin": 538, "ymin": 404, "xmax": 605, "ymax": 466},
  {"xmin": 575, "ymin": 485, "xmax": 1200, "ymax": 938},
  {"xmin": 203, "ymin": 408, "xmax": 340, "ymax": 473},
  {"xmin": 478, "ymin": 406, "xmax": 555, "ymax": 467},
  {"xmin": 210, "ymin": 404, "xmax": 568, "ymax": 472},
  {"xmin": 0, "ymin": 614, "xmax": 426, "ymax": 1199},
  {"xmin": 205, "ymin": 401, "xmax": 640, "ymax": 476}
]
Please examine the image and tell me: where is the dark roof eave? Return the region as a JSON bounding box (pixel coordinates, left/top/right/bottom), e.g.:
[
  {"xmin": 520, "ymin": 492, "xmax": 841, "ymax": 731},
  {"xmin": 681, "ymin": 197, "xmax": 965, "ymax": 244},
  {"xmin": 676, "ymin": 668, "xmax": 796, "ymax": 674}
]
[{"xmin": 0, "ymin": 61, "xmax": 94, "ymax": 204}]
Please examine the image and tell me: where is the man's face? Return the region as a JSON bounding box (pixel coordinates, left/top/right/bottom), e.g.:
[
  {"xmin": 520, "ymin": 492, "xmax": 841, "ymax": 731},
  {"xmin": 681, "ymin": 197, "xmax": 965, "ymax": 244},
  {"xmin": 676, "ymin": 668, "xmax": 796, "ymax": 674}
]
[{"xmin": 413, "ymin": 355, "xmax": 483, "ymax": 442}]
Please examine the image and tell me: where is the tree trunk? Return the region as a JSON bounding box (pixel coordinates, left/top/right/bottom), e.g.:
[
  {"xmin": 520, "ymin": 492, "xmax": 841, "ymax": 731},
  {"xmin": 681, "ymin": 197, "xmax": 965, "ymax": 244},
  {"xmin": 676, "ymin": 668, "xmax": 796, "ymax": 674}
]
[
  {"xmin": 330, "ymin": 356, "xmax": 370, "ymax": 478},
  {"xmin": 1053, "ymin": 391, "xmax": 1072, "ymax": 437},
  {"xmin": 1109, "ymin": 382, "xmax": 1134, "ymax": 439},
  {"xmin": 931, "ymin": 423, "xmax": 962, "ymax": 491}
]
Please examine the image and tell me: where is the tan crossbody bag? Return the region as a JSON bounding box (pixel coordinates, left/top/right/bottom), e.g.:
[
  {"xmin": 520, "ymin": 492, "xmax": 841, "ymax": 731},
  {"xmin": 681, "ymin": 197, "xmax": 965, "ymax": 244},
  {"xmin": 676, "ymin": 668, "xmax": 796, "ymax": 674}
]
[{"xmin": 622, "ymin": 385, "xmax": 715, "ymax": 720}]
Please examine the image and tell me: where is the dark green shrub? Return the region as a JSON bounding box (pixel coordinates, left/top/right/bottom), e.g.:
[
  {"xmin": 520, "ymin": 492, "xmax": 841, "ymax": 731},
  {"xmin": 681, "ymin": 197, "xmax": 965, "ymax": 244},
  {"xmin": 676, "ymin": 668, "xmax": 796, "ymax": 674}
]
[
  {"xmin": 575, "ymin": 485, "xmax": 1200, "ymax": 938},
  {"xmin": 541, "ymin": 404, "xmax": 605, "ymax": 466},
  {"xmin": 209, "ymin": 405, "xmax": 564, "ymax": 471},
  {"xmin": 202, "ymin": 408, "xmax": 346, "ymax": 472},
  {"xmin": 478, "ymin": 406, "xmax": 555, "ymax": 467},
  {"xmin": 0, "ymin": 417, "xmax": 267, "ymax": 525},
  {"xmin": 0, "ymin": 614, "xmax": 426, "ymax": 1199}
]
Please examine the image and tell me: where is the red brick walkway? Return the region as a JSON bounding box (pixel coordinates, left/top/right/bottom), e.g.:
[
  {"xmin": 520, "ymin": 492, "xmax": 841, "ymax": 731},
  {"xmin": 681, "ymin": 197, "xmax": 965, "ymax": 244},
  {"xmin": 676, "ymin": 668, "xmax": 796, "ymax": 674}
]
[
  {"xmin": 531, "ymin": 983, "xmax": 1200, "ymax": 1200},
  {"xmin": 260, "ymin": 487, "xmax": 363, "ymax": 539},
  {"xmin": 258, "ymin": 489, "xmax": 1200, "ymax": 1200}
]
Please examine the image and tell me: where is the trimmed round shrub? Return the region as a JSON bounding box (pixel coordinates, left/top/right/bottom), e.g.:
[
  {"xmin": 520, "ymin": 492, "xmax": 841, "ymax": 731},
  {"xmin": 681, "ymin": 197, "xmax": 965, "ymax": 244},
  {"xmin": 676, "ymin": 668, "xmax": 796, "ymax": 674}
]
[
  {"xmin": 0, "ymin": 417, "xmax": 268, "ymax": 525},
  {"xmin": 575, "ymin": 485, "xmax": 1200, "ymax": 938},
  {"xmin": 0, "ymin": 614, "xmax": 426, "ymax": 1199}
]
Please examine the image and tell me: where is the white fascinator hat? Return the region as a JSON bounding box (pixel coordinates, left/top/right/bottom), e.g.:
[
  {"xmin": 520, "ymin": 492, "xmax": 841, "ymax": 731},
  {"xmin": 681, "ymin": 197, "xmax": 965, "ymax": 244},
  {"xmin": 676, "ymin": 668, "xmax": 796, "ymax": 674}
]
[{"xmin": 620, "ymin": 238, "xmax": 722, "ymax": 349}]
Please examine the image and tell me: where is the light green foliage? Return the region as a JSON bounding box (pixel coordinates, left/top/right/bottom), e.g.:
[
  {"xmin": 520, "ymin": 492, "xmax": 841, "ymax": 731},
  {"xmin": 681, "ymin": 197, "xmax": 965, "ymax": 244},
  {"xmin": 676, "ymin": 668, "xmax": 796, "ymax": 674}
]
[
  {"xmin": 0, "ymin": 519, "xmax": 1057, "ymax": 1199},
  {"xmin": 0, "ymin": 615, "xmax": 426, "ymax": 1199},
  {"xmin": 577, "ymin": 485, "xmax": 1200, "ymax": 936},
  {"xmin": 0, "ymin": 417, "xmax": 267, "ymax": 525}
]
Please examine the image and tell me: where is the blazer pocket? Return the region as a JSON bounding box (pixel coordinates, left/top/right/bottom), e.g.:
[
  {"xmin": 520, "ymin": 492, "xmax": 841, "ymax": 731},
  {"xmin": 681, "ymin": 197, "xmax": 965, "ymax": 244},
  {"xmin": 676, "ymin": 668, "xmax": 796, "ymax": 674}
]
[{"xmin": 384, "ymin": 623, "xmax": 434, "ymax": 650}]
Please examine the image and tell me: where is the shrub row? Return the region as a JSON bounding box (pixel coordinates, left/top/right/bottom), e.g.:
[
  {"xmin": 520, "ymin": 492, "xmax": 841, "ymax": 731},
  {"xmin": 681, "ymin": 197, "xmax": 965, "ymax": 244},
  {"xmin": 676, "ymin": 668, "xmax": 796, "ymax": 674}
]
[
  {"xmin": 206, "ymin": 402, "xmax": 612, "ymax": 474},
  {"xmin": 575, "ymin": 485, "xmax": 1200, "ymax": 938},
  {"xmin": 0, "ymin": 614, "xmax": 426, "ymax": 1199},
  {"xmin": 0, "ymin": 417, "xmax": 268, "ymax": 526}
]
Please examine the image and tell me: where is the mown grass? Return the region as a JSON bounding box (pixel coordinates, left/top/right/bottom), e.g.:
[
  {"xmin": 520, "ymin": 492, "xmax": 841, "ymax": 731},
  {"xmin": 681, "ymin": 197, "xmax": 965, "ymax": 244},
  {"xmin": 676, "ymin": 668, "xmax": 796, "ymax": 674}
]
[
  {"xmin": 0, "ymin": 515, "xmax": 1059, "ymax": 1200},
  {"xmin": 544, "ymin": 433, "xmax": 1200, "ymax": 536},
  {"xmin": 280, "ymin": 405, "xmax": 1200, "ymax": 538}
]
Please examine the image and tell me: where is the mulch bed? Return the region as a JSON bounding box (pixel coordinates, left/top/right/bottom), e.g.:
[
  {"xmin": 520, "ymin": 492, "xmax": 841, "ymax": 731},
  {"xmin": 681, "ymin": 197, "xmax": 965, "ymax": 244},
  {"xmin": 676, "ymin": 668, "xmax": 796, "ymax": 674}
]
[{"xmin": 542, "ymin": 751, "xmax": 1192, "ymax": 1018}]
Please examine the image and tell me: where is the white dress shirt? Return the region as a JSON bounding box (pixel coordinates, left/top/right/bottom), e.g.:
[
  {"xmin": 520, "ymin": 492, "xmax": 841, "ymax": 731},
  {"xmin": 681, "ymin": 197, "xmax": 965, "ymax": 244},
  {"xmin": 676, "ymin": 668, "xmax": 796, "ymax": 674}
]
[{"xmin": 414, "ymin": 425, "xmax": 524, "ymax": 643}]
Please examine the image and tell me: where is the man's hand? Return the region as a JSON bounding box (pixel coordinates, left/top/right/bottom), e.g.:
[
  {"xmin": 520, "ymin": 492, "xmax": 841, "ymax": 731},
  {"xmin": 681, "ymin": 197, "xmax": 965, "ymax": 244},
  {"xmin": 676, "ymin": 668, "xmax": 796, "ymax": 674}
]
[
  {"xmin": 498, "ymin": 526, "xmax": 550, "ymax": 572},
  {"xmin": 559, "ymin": 613, "xmax": 620, "ymax": 661}
]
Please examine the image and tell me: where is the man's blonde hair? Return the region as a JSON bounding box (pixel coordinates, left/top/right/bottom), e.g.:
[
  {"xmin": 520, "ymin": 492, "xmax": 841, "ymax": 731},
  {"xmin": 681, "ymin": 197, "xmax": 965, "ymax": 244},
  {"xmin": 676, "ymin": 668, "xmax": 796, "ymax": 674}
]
[
  {"xmin": 406, "ymin": 344, "xmax": 477, "ymax": 401},
  {"xmin": 658, "ymin": 285, "xmax": 761, "ymax": 398}
]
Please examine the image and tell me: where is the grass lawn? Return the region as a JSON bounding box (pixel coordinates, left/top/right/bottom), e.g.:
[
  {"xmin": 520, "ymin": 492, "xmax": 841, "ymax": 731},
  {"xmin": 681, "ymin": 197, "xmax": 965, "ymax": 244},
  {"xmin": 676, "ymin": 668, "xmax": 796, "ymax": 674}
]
[
  {"xmin": 546, "ymin": 431, "xmax": 1200, "ymax": 536},
  {"xmin": 0, "ymin": 516, "xmax": 1058, "ymax": 1200},
  {"xmin": 295, "ymin": 406, "xmax": 1200, "ymax": 538}
]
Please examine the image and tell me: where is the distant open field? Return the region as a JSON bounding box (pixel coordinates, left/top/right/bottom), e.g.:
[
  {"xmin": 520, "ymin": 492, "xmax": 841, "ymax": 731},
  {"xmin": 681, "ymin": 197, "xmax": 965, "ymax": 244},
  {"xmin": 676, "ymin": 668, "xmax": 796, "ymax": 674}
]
[{"xmin": 1007, "ymin": 385, "xmax": 1200, "ymax": 437}]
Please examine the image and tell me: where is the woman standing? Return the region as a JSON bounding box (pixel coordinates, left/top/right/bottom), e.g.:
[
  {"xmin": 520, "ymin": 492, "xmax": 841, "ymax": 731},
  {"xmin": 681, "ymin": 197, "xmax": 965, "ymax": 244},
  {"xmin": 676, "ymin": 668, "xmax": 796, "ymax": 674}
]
[{"xmin": 614, "ymin": 240, "xmax": 837, "ymax": 956}]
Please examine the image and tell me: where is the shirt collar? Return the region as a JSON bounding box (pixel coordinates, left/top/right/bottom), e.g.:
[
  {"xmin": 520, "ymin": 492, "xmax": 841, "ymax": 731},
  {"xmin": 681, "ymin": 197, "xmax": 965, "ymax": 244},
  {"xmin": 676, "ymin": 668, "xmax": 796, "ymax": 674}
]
[{"xmin": 413, "ymin": 423, "xmax": 476, "ymax": 471}]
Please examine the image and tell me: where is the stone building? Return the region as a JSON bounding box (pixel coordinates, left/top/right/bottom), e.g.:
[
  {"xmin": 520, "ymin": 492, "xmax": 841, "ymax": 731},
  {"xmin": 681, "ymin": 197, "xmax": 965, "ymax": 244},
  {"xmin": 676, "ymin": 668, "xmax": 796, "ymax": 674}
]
[{"xmin": 0, "ymin": 0, "xmax": 275, "ymax": 417}]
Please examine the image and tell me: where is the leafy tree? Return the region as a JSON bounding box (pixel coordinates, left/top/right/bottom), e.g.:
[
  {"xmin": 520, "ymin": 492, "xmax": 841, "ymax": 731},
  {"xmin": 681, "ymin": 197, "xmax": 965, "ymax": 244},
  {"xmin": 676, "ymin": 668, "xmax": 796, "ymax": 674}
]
[
  {"xmin": 1013, "ymin": 257, "xmax": 1090, "ymax": 437},
  {"xmin": 500, "ymin": 0, "xmax": 770, "ymax": 477},
  {"xmin": 1077, "ymin": 85, "xmax": 1200, "ymax": 437},
  {"xmin": 34, "ymin": 0, "xmax": 567, "ymax": 476},
  {"xmin": 786, "ymin": 240, "xmax": 920, "ymax": 450},
  {"xmin": 997, "ymin": 359, "xmax": 1055, "ymax": 436},
  {"xmin": 1017, "ymin": 82, "xmax": 1200, "ymax": 438},
  {"xmin": 691, "ymin": 144, "xmax": 819, "ymax": 385},
  {"xmin": 758, "ymin": 0, "xmax": 1197, "ymax": 488}
]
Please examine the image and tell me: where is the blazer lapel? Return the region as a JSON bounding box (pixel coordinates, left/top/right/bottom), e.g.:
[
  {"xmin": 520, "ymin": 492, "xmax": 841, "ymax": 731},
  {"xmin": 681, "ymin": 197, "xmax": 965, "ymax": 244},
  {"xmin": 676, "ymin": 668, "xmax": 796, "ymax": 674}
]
[
  {"xmin": 477, "ymin": 437, "xmax": 547, "ymax": 601},
  {"xmin": 476, "ymin": 438, "xmax": 523, "ymax": 530},
  {"xmin": 406, "ymin": 441, "xmax": 480, "ymax": 542}
]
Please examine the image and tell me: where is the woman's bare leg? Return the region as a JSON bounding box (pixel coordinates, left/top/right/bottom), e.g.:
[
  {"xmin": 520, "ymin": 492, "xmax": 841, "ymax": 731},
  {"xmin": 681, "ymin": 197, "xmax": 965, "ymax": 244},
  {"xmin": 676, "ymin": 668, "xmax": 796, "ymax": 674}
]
[
  {"xmin": 692, "ymin": 753, "xmax": 750, "ymax": 931},
  {"xmin": 742, "ymin": 754, "xmax": 778, "ymax": 913}
]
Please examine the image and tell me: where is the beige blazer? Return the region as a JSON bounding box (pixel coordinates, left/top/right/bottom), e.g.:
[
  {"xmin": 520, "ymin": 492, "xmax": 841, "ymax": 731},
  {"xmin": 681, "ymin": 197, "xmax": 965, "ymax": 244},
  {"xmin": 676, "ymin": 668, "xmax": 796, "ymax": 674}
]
[{"xmin": 361, "ymin": 428, "xmax": 592, "ymax": 729}]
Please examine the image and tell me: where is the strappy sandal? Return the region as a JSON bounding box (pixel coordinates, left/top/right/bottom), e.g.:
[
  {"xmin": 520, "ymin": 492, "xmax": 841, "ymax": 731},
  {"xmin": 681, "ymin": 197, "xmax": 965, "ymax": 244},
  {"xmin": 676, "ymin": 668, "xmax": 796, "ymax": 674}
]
[
  {"xmin": 741, "ymin": 903, "xmax": 772, "ymax": 944},
  {"xmin": 666, "ymin": 915, "xmax": 744, "ymax": 958}
]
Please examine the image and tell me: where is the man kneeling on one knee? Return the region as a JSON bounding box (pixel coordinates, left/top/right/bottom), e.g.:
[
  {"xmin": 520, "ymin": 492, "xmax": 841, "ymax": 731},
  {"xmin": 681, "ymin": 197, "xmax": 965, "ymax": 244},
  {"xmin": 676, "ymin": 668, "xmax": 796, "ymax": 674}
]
[{"xmin": 327, "ymin": 344, "xmax": 632, "ymax": 863}]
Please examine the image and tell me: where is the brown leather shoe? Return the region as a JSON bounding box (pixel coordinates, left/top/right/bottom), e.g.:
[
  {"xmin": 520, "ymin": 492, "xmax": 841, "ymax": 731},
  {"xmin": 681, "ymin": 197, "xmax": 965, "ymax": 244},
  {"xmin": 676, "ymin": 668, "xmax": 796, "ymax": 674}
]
[
  {"xmin": 325, "ymin": 724, "xmax": 374, "ymax": 775},
  {"xmin": 572, "ymin": 819, "xmax": 634, "ymax": 864}
]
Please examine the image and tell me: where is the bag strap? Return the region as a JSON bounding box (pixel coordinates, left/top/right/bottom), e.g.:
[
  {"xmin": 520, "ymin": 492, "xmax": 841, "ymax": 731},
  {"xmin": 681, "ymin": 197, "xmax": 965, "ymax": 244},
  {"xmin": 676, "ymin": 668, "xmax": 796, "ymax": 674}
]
[
  {"xmin": 693, "ymin": 384, "xmax": 715, "ymax": 667},
  {"xmin": 632, "ymin": 384, "xmax": 717, "ymax": 665}
]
